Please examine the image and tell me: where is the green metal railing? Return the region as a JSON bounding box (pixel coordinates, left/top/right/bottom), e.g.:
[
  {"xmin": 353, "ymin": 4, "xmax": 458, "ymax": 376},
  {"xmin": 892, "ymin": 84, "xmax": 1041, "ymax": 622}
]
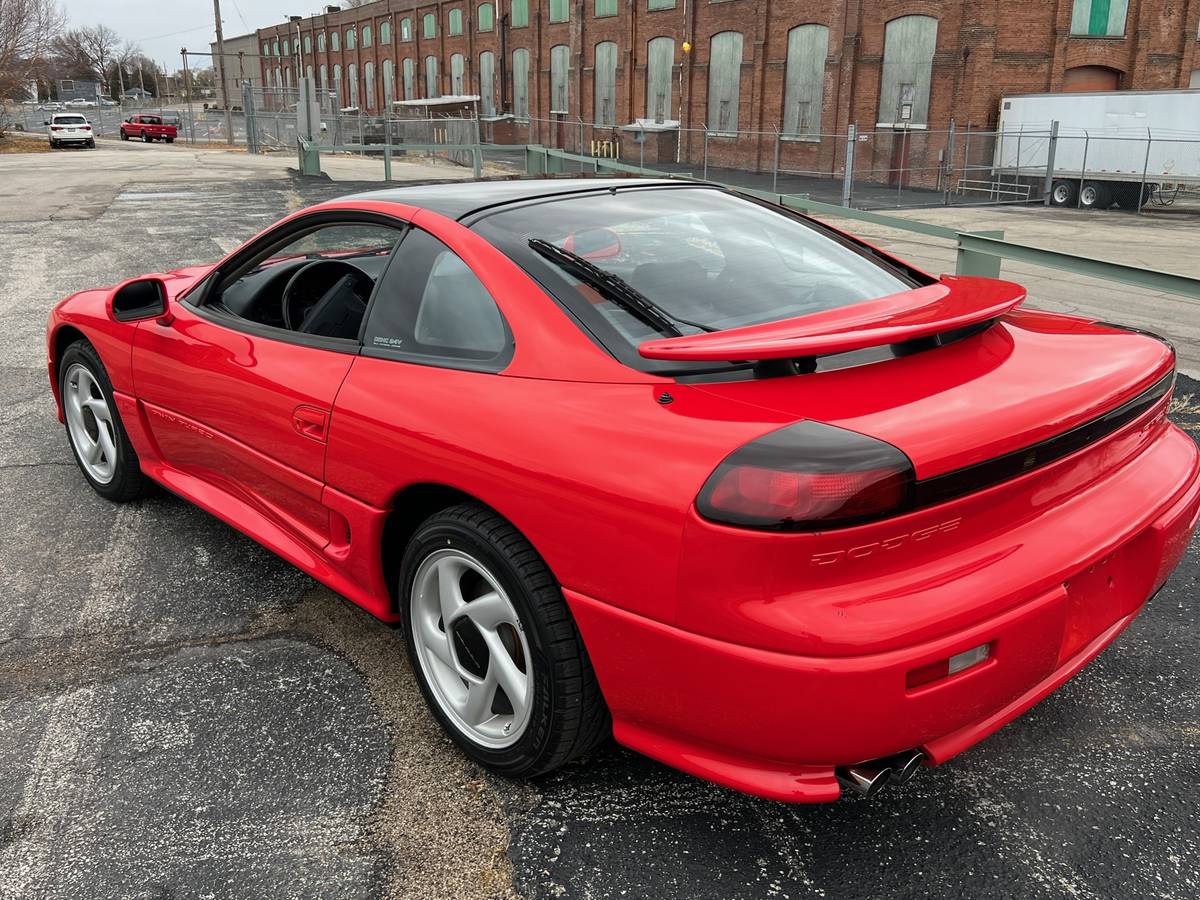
[{"xmin": 299, "ymin": 138, "xmax": 484, "ymax": 180}]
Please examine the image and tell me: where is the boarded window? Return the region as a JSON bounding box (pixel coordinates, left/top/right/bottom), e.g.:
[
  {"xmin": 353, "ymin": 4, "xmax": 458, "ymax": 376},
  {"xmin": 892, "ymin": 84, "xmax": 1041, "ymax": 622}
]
[
  {"xmin": 331, "ymin": 32, "xmax": 339, "ymax": 51},
  {"xmin": 348, "ymin": 63, "xmax": 358, "ymax": 108},
  {"xmin": 550, "ymin": 44, "xmax": 570, "ymax": 112},
  {"xmin": 512, "ymin": 0, "xmax": 529, "ymax": 28},
  {"xmin": 451, "ymin": 54, "xmax": 466, "ymax": 95},
  {"xmin": 318, "ymin": 33, "xmax": 325, "ymax": 52},
  {"xmin": 365, "ymin": 61, "xmax": 376, "ymax": 109},
  {"xmin": 403, "ymin": 58, "xmax": 415, "ymax": 101},
  {"xmin": 783, "ymin": 24, "xmax": 828, "ymax": 139},
  {"xmin": 425, "ymin": 56, "xmax": 440, "ymax": 98},
  {"xmin": 423, "ymin": 13, "xmax": 437, "ymax": 38},
  {"xmin": 648, "ymin": 0, "xmax": 675, "ymax": 8},
  {"xmin": 646, "ymin": 37, "xmax": 674, "ymax": 123},
  {"xmin": 513, "ymin": 48, "xmax": 530, "ymax": 119},
  {"xmin": 479, "ymin": 3, "xmax": 495, "ymax": 31},
  {"xmin": 319, "ymin": 64, "xmax": 327, "ymax": 92},
  {"xmin": 383, "ymin": 59, "xmax": 394, "ymax": 106},
  {"xmin": 333, "ymin": 64, "xmax": 341, "ymax": 102},
  {"xmin": 707, "ymin": 32, "xmax": 743, "ymax": 136},
  {"xmin": 401, "ymin": 18, "xmax": 412, "ymax": 41},
  {"xmin": 345, "ymin": 29, "xmax": 354, "ymax": 50},
  {"xmin": 381, "ymin": 21, "xmax": 391, "ymax": 43},
  {"xmin": 594, "ymin": 41, "xmax": 618, "ymax": 125},
  {"xmin": 363, "ymin": 25, "xmax": 372, "ymax": 47},
  {"xmin": 550, "ymin": 0, "xmax": 569, "ymax": 23},
  {"xmin": 303, "ymin": 35, "xmax": 311, "ymax": 54},
  {"xmin": 480, "ymin": 51, "xmax": 496, "ymax": 115},
  {"xmin": 878, "ymin": 16, "xmax": 937, "ymax": 127},
  {"xmin": 283, "ymin": 39, "xmax": 289, "ymax": 56},
  {"xmin": 596, "ymin": 0, "xmax": 617, "ymax": 16},
  {"xmin": 449, "ymin": 9, "xmax": 464, "ymax": 35},
  {"xmin": 1070, "ymin": 0, "xmax": 1128, "ymax": 37}
]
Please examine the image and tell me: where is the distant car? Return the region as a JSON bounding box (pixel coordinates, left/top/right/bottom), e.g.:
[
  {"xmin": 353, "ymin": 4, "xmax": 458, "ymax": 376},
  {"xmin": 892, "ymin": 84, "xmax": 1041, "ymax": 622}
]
[
  {"xmin": 99, "ymin": 98, "xmax": 117, "ymax": 108},
  {"xmin": 120, "ymin": 114, "xmax": 177, "ymax": 143},
  {"xmin": 161, "ymin": 113, "xmax": 181, "ymax": 127},
  {"xmin": 46, "ymin": 113, "xmax": 95, "ymax": 149},
  {"xmin": 38, "ymin": 102, "xmax": 64, "ymax": 111},
  {"xmin": 64, "ymin": 98, "xmax": 94, "ymax": 108}
]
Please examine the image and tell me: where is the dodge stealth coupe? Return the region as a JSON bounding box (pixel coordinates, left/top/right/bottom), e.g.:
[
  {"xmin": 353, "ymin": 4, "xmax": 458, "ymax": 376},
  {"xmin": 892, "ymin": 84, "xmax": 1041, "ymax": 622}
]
[{"xmin": 47, "ymin": 178, "xmax": 1199, "ymax": 801}]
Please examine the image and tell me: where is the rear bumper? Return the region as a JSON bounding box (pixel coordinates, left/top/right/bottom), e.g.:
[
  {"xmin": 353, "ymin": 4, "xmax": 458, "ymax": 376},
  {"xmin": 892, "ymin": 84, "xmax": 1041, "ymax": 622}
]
[{"xmin": 568, "ymin": 424, "xmax": 1200, "ymax": 803}]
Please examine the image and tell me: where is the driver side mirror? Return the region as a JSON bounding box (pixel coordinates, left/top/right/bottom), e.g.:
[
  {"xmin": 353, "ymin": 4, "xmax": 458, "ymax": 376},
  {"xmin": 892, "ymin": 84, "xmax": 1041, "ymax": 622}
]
[{"xmin": 110, "ymin": 277, "xmax": 169, "ymax": 322}]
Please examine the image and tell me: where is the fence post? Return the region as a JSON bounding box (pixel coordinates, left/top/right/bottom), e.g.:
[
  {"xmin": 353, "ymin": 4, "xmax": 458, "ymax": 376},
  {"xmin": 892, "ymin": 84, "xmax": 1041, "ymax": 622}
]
[
  {"xmin": 1014, "ymin": 127, "xmax": 1024, "ymax": 195},
  {"xmin": 955, "ymin": 230, "xmax": 1004, "ymax": 278},
  {"xmin": 383, "ymin": 143, "xmax": 392, "ymax": 181},
  {"xmin": 963, "ymin": 121, "xmax": 972, "ymax": 187},
  {"xmin": 1076, "ymin": 130, "xmax": 1090, "ymax": 209},
  {"xmin": 472, "ymin": 144, "xmax": 482, "ymax": 179},
  {"xmin": 243, "ymin": 82, "xmax": 257, "ymax": 153},
  {"xmin": 772, "ymin": 124, "xmax": 781, "ymax": 193},
  {"xmin": 1137, "ymin": 128, "xmax": 1152, "ymax": 214},
  {"xmin": 943, "ymin": 118, "xmax": 956, "ymax": 204},
  {"xmin": 842, "ymin": 124, "xmax": 856, "ymax": 208},
  {"xmin": 702, "ymin": 124, "xmax": 709, "ymax": 181},
  {"xmin": 1042, "ymin": 120, "xmax": 1059, "ymax": 206}
]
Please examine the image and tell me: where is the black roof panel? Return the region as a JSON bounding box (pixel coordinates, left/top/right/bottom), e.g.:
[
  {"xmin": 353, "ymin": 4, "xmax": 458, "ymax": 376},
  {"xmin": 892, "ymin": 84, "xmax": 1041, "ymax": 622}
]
[{"xmin": 342, "ymin": 177, "xmax": 695, "ymax": 220}]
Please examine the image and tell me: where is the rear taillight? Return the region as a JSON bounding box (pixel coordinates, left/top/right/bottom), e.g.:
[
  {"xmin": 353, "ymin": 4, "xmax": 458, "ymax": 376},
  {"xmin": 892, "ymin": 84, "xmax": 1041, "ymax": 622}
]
[
  {"xmin": 696, "ymin": 421, "xmax": 915, "ymax": 530},
  {"xmin": 50, "ymin": 126, "xmax": 63, "ymax": 131}
]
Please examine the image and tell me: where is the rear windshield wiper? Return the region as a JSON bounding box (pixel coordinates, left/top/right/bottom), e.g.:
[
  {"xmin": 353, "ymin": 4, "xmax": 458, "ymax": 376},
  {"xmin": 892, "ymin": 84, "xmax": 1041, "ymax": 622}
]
[{"xmin": 528, "ymin": 238, "xmax": 716, "ymax": 337}]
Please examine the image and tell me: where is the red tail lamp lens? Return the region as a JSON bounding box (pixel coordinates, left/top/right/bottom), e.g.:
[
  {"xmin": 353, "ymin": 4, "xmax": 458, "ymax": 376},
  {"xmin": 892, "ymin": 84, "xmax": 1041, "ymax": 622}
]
[{"xmin": 697, "ymin": 421, "xmax": 914, "ymax": 530}]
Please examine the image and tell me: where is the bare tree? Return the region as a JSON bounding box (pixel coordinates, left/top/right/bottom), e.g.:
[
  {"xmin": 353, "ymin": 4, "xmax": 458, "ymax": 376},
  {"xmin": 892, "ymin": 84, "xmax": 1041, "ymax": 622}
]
[
  {"xmin": 53, "ymin": 24, "xmax": 119, "ymax": 96},
  {"xmin": 0, "ymin": 0, "xmax": 66, "ymax": 103}
]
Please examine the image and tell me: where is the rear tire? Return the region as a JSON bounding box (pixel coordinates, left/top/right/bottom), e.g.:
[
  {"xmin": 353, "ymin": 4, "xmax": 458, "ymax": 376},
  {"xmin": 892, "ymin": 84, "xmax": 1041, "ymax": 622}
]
[
  {"xmin": 58, "ymin": 341, "xmax": 153, "ymax": 503},
  {"xmin": 1078, "ymin": 181, "xmax": 1111, "ymax": 210},
  {"xmin": 87, "ymin": 139, "xmax": 95, "ymax": 149},
  {"xmin": 1049, "ymin": 179, "xmax": 1078, "ymax": 207},
  {"xmin": 1115, "ymin": 183, "xmax": 1153, "ymax": 211},
  {"xmin": 399, "ymin": 503, "xmax": 610, "ymax": 777},
  {"xmin": 166, "ymin": 138, "xmax": 174, "ymax": 143},
  {"xmin": 142, "ymin": 132, "xmax": 150, "ymax": 143}
]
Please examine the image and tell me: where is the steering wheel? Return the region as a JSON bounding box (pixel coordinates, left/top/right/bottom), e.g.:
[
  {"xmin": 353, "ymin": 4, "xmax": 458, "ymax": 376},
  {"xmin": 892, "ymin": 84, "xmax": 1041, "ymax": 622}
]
[{"xmin": 281, "ymin": 259, "xmax": 372, "ymax": 332}]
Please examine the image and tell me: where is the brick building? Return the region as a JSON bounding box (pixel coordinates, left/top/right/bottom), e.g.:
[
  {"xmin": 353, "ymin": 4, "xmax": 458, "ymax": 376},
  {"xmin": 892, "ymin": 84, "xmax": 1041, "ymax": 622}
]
[{"xmin": 257, "ymin": 0, "xmax": 1200, "ymax": 174}]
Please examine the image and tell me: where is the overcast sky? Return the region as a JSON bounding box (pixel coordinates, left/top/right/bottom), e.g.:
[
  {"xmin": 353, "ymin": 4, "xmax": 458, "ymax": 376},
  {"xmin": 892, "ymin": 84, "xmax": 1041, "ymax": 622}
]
[{"xmin": 60, "ymin": 1, "xmax": 324, "ymax": 70}]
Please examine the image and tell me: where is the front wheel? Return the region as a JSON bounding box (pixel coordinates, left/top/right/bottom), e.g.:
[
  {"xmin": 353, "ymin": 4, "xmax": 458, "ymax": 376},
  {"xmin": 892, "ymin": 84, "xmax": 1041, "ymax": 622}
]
[
  {"xmin": 1049, "ymin": 179, "xmax": 1078, "ymax": 207},
  {"xmin": 400, "ymin": 503, "xmax": 610, "ymax": 777},
  {"xmin": 58, "ymin": 341, "xmax": 153, "ymax": 502},
  {"xmin": 120, "ymin": 131, "xmax": 128, "ymax": 141},
  {"xmin": 1078, "ymin": 181, "xmax": 1111, "ymax": 210}
]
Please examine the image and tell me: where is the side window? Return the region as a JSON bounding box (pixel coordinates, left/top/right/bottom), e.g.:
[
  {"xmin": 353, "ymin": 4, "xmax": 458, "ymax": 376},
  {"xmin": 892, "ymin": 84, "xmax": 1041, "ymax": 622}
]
[{"xmin": 364, "ymin": 229, "xmax": 511, "ymax": 371}]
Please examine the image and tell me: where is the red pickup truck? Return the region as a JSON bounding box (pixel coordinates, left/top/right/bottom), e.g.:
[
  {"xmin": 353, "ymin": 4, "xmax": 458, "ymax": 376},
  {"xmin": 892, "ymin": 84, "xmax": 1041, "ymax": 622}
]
[{"xmin": 120, "ymin": 114, "xmax": 177, "ymax": 143}]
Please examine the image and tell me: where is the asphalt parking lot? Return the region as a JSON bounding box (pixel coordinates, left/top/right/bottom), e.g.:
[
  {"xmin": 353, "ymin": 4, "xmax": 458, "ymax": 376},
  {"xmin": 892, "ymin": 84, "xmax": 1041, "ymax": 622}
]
[{"xmin": 1, "ymin": 147, "xmax": 1198, "ymax": 899}]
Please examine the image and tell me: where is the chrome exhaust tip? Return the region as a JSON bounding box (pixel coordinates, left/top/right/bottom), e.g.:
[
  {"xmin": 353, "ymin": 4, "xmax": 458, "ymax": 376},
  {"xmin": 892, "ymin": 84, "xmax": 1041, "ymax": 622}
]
[
  {"xmin": 885, "ymin": 749, "xmax": 926, "ymax": 786},
  {"xmin": 835, "ymin": 764, "xmax": 893, "ymax": 798}
]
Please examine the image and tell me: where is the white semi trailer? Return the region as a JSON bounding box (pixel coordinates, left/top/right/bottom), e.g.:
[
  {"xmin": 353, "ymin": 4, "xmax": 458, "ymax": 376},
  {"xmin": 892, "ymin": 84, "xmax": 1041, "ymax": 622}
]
[{"xmin": 993, "ymin": 89, "xmax": 1200, "ymax": 210}]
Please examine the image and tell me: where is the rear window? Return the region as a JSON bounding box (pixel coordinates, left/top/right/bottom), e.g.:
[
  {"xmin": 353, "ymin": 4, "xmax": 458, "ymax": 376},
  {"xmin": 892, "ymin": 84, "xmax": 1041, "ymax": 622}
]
[
  {"xmin": 471, "ymin": 187, "xmax": 923, "ymax": 372},
  {"xmin": 142, "ymin": 116, "xmax": 162, "ymax": 125},
  {"xmin": 54, "ymin": 115, "xmax": 87, "ymax": 125}
]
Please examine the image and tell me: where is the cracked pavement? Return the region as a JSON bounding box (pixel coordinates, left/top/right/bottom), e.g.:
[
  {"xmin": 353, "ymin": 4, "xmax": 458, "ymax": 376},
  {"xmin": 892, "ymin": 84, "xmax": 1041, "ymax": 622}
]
[{"xmin": 0, "ymin": 145, "xmax": 1198, "ymax": 899}]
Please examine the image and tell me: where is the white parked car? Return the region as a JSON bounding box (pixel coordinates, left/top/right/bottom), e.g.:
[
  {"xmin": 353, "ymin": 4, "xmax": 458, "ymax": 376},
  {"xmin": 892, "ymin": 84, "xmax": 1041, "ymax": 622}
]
[
  {"xmin": 64, "ymin": 98, "xmax": 94, "ymax": 108},
  {"xmin": 46, "ymin": 113, "xmax": 95, "ymax": 149}
]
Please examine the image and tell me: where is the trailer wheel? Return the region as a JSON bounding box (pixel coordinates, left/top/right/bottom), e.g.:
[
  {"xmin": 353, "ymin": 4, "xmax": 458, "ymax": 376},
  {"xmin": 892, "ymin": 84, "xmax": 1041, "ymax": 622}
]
[
  {"xmin": 1115, "ymin": 184, "xmax": 1153, "ymax": 211},
  {"xmin": 1078, "ymin": 181, "xmax": 1112, "ymax": 210},
  {"xmin": 1050, "ymin": 180, "xmax": 1078, "ymax": 207}
]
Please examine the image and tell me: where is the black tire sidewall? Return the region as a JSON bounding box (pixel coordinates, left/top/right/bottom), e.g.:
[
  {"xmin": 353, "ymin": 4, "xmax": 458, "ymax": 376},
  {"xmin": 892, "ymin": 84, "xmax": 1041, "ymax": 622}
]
[
  {"xmin": 399, "ymin": 514, "xmax": 560, "ymax": 773},
  {"xmin": 58, "ymin": 341, "xmax": 146, "ymax": 502}
]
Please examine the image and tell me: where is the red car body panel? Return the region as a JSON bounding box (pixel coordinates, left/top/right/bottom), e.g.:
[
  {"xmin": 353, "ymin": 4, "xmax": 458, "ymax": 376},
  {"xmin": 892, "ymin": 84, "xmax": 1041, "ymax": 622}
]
[{"xmin": 45, "ymin": 182, "xmax": 1200, "ymax": 803}]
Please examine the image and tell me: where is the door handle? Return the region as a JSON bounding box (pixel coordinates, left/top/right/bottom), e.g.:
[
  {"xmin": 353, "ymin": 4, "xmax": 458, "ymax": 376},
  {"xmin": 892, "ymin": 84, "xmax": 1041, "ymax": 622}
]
[{"xmin": 292, "ymin": 405, "xmax": 329, "ymax": 442}]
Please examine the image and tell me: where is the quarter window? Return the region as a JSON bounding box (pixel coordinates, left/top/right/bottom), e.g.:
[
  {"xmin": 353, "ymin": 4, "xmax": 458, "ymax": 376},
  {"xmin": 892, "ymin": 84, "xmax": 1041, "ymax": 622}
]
[{"xmin": 364, "ymin": 229, "xmax": 511, "ymax": 369}]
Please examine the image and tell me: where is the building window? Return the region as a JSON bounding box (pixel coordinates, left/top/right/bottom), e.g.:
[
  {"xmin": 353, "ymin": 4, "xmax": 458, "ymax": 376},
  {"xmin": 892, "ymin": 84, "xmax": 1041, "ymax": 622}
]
[
  {"xmin": 383, "ymin": 59, "xmax": 394, "ymax": 105},
  {"xmin": 783, "ymin": 24, "xmax": 828, "ymax": 140},
  {"xmin": 346, "ymin": 28, "xmax": 356, "ymax": 50},
  {"xmin": 425, "ymin": 55, "xmax": 440, "ymax": 98},
  {"xmin": 317, "ymin": 32, "xmax": 325, "ymax": 52},
  {"xmin": 512, "ymin": 47, "xmax": 530, "ymax": 118},
  {"xmin": 331, "ymin": 32, "xmax": 339, "ymax": 51},
  {"xmin": 403, "ymin": 57, "xmax": 415, "ymax": 100},
  {"xmin": 348, "ymin": 62, "xmax": 358, "ymax": 107},
  {"xmin": 449, "ymin": 9, "xmax": 464, "ymax": 35},
  {"xmin": 319, "ymin": 63, "xmax": 327, "ymax": 92},
  {"xmin": 1070, "ymin": 0, "xmax": 1128, "ymax": 37},
  {"xmin": 879, "ymin": 15, "xmax": 937, "ymax": 126},
  {"xmin": 596, "ymin": 0, "xmax": 617, "ymax": 16},
  {"xmin": 594, "ymin": 41, "xmax": 617, "ymax": 125},
  {"xmin": 262, "ymin": 41, "xmax": 269, "ymax": 56},
  {"xmin": 401, "ymin": 18, "xmax": 412, "ymax": 41},
  {"xmin": 549, "ymin": 0, "xmax": 569, "ymax": 23},
  {"xmin": 282, "ymin": 39, "xmax": 289, "ymax": 56},
  {"xmin": 381, "ymin": 21, "xmax": 391, "ymax": 43},
  {"xmin": 479, "ymin": 50, "xmax": 496, "ymax": 115},
  {"xmin": 423, "ymin": 13, "xmax": 437, "ymax": 38},
  {"xmin": 550, "ymin": 44, "xmax": 569, "ymax": 111},
  {"xmin": 333, "ymin": 63, "xmax": 342, "ymax": 105},
  {"xmin": 272, "ymin": 39, "xmax": 279, "ymax": 56},
  {"xmin": 648, "ymin": 0, "xmax": 675, "ymax": 8},
  {"xmin": 363, "ymin": 25, "xmax": 372, "ymax": 47},
  {"xmin": 707, "ymin": 31, "xmax": 743, "ymax": 135},
  {"xmin": 306, "ymin": 64, "xmax": 313, "ymax": 83},
  {"xmin": 365, "ymin": 61, "xmax": 375, "ymax": 108},
  {"xmin": 512, "ymin": 0, "xmax": 529, "ymax": 28},
  {"xmin": 478, "ymin": 3, "xmax": 495, "ymax": 31},
  {"xmin": 645, "ymin": 36, "xmax": 674, "ymax": 123},
  {"xmin": 303, "ymin": 34, "xmax": 311, "ymax": 54},
  {"xmin": 450, "ymin": 53, "xmax": 465, "ymax": 94}
]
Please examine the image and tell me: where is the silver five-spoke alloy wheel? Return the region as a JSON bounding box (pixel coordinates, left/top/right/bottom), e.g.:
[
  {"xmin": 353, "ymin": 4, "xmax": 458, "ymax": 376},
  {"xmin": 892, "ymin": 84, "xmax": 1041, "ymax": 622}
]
[
  {"xmin": 410, "ymin": 548, "xmax": 533, "ymax": 748},
  {"xmin": 62, "ymin": 362, "xmax": 118, "ymax": 485}
]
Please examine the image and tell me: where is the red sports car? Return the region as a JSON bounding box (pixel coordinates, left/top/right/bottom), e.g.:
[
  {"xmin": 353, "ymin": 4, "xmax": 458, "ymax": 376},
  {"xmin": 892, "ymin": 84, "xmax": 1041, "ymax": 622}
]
[{"xmin": 47, "ymin": 179, "xmax": 1199, "ymax": 802}]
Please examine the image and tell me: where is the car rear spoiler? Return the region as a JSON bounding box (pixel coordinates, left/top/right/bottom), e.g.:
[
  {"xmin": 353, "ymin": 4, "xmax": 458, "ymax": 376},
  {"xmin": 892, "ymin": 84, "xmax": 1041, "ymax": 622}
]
[{"xmin": 637, "ymin": 275, "xmax": 1025, "ymax": 362}]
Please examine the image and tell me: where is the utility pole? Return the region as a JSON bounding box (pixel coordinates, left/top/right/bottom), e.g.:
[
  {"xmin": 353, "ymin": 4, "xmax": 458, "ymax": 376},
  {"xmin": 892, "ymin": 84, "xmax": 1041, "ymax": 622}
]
[
  {"xmin": 212, "ymin": 0, "xmax": 234, "ymax": 143},
  {"xmin": 181, "ymin": 49, "xmax": 196, "ymax": 143}
]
